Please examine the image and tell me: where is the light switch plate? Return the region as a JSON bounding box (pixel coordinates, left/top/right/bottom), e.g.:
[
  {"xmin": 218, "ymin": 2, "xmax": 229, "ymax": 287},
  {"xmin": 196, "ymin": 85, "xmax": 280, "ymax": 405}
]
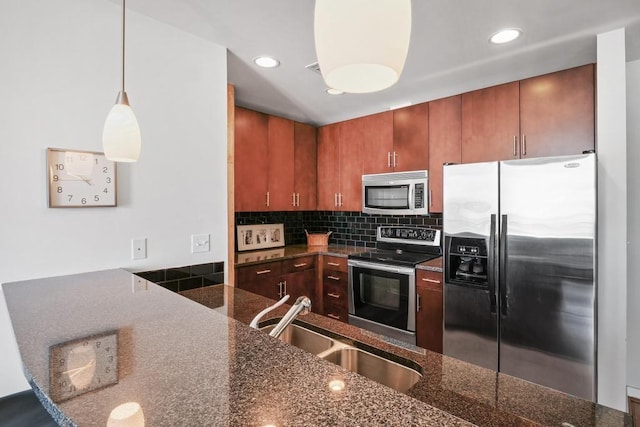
[
  {"xmin": 132, "ymin": 238, "xmax": 147, "ymax": 260},
  {"xmin": 191, "ymin": 234, "xmax": 210, "ymax": 253}
]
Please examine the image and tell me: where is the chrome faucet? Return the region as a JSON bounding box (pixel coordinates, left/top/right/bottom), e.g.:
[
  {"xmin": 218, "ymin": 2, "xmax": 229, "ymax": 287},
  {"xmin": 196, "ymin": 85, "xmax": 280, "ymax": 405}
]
[{"xmin": 250, "ymin": 295, "xmax": 312, "ymax": 339}]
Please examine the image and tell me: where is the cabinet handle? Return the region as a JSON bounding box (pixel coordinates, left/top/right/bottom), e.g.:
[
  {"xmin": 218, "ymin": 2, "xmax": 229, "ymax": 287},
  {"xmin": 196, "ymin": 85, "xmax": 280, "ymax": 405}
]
[
  {"xmin": 283, "ymin": 280, "xmax": 287, "ymax": 295},
  {"xmin": 296, "ymin": 193, "xmax": 300, "ymax": 207},
  {"xmin": 327, "ymin": 292, "xmax": 341, "ymax": 299},
  {"xmin": 266, "ymin": 191, "xmax": 270, "ymax": 207},
  {"xmin": 334, "ymin": 193, "xmax": 338, "ymax": 207},
  {"xmin": 393, "ymin": 151, "xmax": 398, "ymax": 168},
  {"xmin": 421, "ymin": 277, "xmax": 441, "ymax": 284},
  {"xmin": 521, "ymin": 134, "xmax": 527, "ymax": 156},
  {"xmin": 327, "ymin": 314, "xmax": 340, "ymax": 320},
  {"xmin": 387, "ymin": 152, "xmax": 392, "ymax": 168},
  {"xmin": 339, "ymin": 193, "xmax": 343, "ymax": 207},
  {"xmin": 512, "ymin": 136, "xmax": 518, "ymax": 157},
  {"xmin": 327, "ymin": 262, "xmax": 341, "ymax": 267},
  {"xmin": 256, "ymin": 269, "xmax": 272, "ymax": 275},
  {"xmin": 327, "ymin": 275, "xmax": 341, "ymax": 281},
  {"xmin": 417, "ymin": 293, "xmax": 422, "ymax": 312},
  {"xmin": 294, "ymin": 262, "xmax": 307, "ymax": 268},
  {"xmin": 277, "ymin": 281, "xmax": 283, "ymax": 298},
  {"xmin": 292, "ymin": 193, "xmax": 296, "ymax": 206}
]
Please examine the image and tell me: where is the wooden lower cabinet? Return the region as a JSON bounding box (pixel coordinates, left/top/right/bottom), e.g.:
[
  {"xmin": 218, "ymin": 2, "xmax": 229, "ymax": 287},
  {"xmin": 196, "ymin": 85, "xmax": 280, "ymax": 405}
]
[
  {"xmin": 281, "ymin": 256, "xmax": 317, "ymax": 310},
  {"xmin": 235, "ymin": 261, "xmax": 283, "ymax": 301},
  {"xmin": 320, "ymin": 255, "xmax": 349, "ymax": 322},
  {"xmin": 416, "ymin": 269, "xmax": 443, "ymax": 353}
]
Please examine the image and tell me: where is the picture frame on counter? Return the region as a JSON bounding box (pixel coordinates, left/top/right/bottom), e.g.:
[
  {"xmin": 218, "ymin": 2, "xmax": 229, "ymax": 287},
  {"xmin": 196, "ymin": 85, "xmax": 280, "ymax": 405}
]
[{"xmin": 237, "ymin": 223, "xmax": 285, "ymax": 251}]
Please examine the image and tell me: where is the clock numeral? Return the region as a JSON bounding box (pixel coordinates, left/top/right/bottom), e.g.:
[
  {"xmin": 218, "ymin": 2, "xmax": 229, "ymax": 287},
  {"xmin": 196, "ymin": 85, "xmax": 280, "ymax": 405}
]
[
  {"xmin": 81, "ymin": 198, "xmax": 87, "ymax": 205},
  {"xmin": 57, "ymin": 187, "xmax": 63, "ymax": 194},
  {"xmin": 108, "ymin": 355, "xmax": 114, "ymax": 363},
  {"xmin": 55, "ymin": 163, "xmax": 65, "ymax": 171},
  {"xmin": 105, "ymin": 366, "xmax": 111, "ymax": 374},
  {"xmin": 68, "ymin": 195, "xmax": 73, "ymax": 202},
  {"xmin": 103, "ymin": 166, "xmax": 108, "ymax": 173},
  {"xmin": 94, "ymin": 195, "xmax": 100, "ymax": 202},
  {"xmin": 96, "ymin": 341, "xmax": 101, "ymax": 348},
  {"xmin": 103, "ymin": 188, "xmax": 109, "ymax": 194},
  {"xmin": 53, "ymin": 175, "xmax": 59, "ymax": 182},
  {"xmin": 106, "ymin": 177, "xmax": 112, "ymax": 184},
  {"xmin": 59, "ymin": 358, "xmax": 65, "ymax": 367},
  {"xmin": 95, "ymin": 158, "xmax": 99, "ymax": 165},
  {"xmin": 69, "ymin": 384, "xmax": 76, "ymax": 393}
]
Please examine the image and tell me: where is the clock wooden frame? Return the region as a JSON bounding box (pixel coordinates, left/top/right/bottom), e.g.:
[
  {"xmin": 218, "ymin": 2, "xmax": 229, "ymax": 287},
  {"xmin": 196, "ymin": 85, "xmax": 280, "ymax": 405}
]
[{"xmin": 47, "ymin": 148, "xmax": 117, "ymax": 208}]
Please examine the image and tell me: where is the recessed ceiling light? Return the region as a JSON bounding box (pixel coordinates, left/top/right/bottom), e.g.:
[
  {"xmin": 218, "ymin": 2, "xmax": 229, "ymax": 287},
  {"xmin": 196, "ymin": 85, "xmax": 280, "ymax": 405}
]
[
  {"xmin": 326, "ymin": 88, "xmax": 344, "ymax": 95},
  {"xmin": 489, "ymin": 28, "xmax": 522, "ymax": 44},
  {"xmin": 254, "ymin": 56, "xmax": 280, "ymax": 68}
]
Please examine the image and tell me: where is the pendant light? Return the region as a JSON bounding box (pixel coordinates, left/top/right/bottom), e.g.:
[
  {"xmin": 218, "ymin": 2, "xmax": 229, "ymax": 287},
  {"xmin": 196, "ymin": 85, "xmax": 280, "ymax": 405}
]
[
  {"xmin": 103, "ymin": 0, "xmax": 141, "ymax": 162},
  {"xmin": 314, "ymin": 0, "xmax": 412, "ymax": 94}
]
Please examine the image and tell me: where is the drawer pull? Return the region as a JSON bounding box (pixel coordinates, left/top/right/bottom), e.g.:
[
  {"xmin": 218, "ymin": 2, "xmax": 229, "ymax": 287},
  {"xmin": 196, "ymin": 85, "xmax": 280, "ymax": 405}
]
[
  {"xmin": 327, "ymin": 262, "xmax": 341, "ymax": 267},
  {"xmin": 327, "ymin": 275, "xmax": 341, "ymax": 281},
  {"xmin": 294, "ymin": 263, "xmax": 308, "ymax": 268},
  {"xmin": 327, "ymin": 314, "xmax": 340, "ymax": 320},
  {"xmin": 256, "ymin": 269, "xmax": 271, "ymax": 275},
  {"xmin": 422, "ymin": 278, "xmax": 441, "ymax": 284},
  {"xmin": 327, "ymin": 292, "xmax": 340, "ymax": 299}
]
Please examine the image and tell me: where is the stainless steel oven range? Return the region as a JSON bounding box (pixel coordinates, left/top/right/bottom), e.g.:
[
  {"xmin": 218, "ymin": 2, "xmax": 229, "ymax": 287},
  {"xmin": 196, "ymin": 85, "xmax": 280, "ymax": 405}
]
[{"xmin": 348, "ymin": 226, "xmax": 441, "ymax": 345}]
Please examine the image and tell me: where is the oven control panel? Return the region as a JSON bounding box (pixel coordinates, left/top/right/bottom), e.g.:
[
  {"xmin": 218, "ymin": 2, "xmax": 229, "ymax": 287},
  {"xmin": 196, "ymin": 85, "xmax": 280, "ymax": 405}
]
[{"xmin": 377, "ymin": 226, "xmax": 440, "ymax": 246}]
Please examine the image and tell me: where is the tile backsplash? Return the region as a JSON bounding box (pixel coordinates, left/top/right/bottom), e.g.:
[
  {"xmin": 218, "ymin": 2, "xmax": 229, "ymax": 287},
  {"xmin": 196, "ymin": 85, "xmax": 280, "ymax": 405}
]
[
  {"xmin": 235, "ymin": 211, "xmax": 442, "ymax": 248},
  {"xmin": 136, "ymin": 262, "xmax": 225, "ymax": 292}
]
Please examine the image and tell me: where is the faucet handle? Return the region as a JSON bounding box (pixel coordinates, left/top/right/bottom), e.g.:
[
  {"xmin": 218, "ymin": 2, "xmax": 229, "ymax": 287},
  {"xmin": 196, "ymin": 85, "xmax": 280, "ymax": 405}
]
[{"xmin": 249, "ymin": 294, "xmax": 290, "ymax": 329}]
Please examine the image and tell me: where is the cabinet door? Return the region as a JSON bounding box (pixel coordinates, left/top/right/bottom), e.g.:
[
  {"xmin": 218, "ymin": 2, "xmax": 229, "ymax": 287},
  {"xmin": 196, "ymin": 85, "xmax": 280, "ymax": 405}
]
[
  {"xmin": 462, "ymin": 82, "xmax": 520, "ymax": 163},
  {"xmin": 317, "ymin": 124, "xmax": 341, "ymax": 210},
  {"xmin": 519, "ymin": 64, "xmax": 595, "ymax": 158},
  {"xmin": 339, "ymin": 118, "xmax": 363, "ymax": 211},
  {"xmin": 416, "ymin": 270, "xmax": 443, "ymax": 353},
  {"xmin": 234, "ymin": 107, "xmax": 269, "ymax": 212},
  {"xmin": 361, "ymin": 111, "xmax": 394, "ymax": 175},
  {"xmin": 294, "ymin": 122, "xmax": 317, "ymax": 210},
  {"xmin": 283, "ymin": 269, "xmax": 317, "ymax": 311},
  {"xmin": 267, "ymin": 116, "xmax": 295, "ymax": 211},
  {"xmin": 393, "ymin": 103, "xmax": 429, "ymax": 172},
  {"xmin": 428, "ymin": 96, "xmax": 461, "ymax": 213}
]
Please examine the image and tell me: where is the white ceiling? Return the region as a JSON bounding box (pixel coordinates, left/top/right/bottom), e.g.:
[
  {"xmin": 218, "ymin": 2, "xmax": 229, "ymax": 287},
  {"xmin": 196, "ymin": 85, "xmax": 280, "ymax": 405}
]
[{"xmin": 123, "ymin": 0, "xmax": 640, "ymax": 126}]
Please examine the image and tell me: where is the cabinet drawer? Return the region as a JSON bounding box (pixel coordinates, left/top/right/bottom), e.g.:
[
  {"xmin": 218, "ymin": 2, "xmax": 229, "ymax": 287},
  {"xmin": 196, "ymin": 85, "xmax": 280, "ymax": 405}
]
[
  {"xmin": 323, "ymin": 255, "xmax": 347, "ymax": 273},
  {"xmin": 416, "ymin": 270, "xmax": 443, "ymax": 291},
  {"xmin": 323, "ymin": 270, "xmax": 347, "ymax": 286},
  {"xmin": 282, "ymin": 255, "xmax": 316, "ymax": 273},
  {"xmin": 236, "ymin": 261, "xmax": 282, "ymax": 282},
  {"xmin": 323, "ymin": 280, "xmax": 347, "ymax": 304},
  {"xmin": 323, "ymin": 304, "xmax": 348, "ymax": 323}
]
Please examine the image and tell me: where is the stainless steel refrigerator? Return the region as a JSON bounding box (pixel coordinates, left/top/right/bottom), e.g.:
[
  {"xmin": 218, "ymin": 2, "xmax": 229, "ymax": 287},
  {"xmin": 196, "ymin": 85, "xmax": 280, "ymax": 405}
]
[{"xmin": 442, "ymin": 153, "xmax": 596, "ymax": 401}]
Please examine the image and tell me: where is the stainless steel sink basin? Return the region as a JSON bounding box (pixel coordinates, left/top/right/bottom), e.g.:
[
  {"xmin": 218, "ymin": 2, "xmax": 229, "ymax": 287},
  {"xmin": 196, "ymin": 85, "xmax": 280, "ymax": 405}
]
[
  {"xmin": 319, "ymin": 347, "xmax": 422, "ymax": 393},
  {"xmin": 260, "ymin": 322, "xmax": 422, "ymax": 393},
  {"xmin": 260, "ymin": 324, "xmax": 335, "ymax": 355}
]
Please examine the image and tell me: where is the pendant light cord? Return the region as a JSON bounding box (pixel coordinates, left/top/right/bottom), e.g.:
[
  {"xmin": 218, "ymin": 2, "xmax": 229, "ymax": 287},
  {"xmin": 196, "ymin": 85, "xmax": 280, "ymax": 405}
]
[{"xmin": 121, "ymin": 0, "xmax": 126, "ymax": 94}]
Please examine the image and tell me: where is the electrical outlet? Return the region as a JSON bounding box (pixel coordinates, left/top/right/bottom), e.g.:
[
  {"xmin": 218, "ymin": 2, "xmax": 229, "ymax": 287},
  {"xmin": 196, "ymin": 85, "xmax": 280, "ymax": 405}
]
[
  {"xmin": 191, "ymin": 234, "xmax": 210, "ymax": 253},
  {"xmin": 132, "ymin": 238, "xmax": 147, "ymax": 260}
]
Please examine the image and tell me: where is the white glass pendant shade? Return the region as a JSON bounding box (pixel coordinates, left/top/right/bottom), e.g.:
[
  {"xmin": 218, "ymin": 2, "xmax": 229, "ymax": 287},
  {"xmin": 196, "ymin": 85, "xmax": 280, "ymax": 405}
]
[
  {"xmin": 314, "ymin": 0, "xmax": 411, "ymax": 94},
  {"xmin": 102, "ymin": 91, "xmax": 141, "ymax": 162}
]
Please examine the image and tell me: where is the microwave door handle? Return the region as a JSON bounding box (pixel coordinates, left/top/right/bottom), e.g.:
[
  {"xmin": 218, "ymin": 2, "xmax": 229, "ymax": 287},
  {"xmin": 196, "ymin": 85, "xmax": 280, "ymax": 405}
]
[{"xmin": 409, "ymin": 185, "xmax": 415, "ymax": 210}]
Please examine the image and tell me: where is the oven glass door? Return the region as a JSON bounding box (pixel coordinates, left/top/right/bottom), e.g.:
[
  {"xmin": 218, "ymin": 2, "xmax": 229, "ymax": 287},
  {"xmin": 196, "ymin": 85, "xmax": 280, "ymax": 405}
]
[
  {"xmin": 349, "ymin": 262, "xmax": 415, "ymax": 331},
  {"xmin": 364, "ymin": 184, "xmax": 410, "ymax": 210}
]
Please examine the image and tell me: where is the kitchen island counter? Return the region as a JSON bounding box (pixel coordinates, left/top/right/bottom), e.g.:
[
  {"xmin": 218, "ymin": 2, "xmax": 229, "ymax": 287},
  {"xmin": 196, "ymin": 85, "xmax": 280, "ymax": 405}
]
[{"xmin": 3, "ymin": 269, "xmax": 630, "ymax": 426}]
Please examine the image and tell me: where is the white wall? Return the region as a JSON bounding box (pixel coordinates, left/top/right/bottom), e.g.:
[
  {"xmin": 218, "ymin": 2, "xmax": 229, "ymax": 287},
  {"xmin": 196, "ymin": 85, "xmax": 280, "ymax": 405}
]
[
  {"xmin": 0, "ymin": 0, "xmax": 228, "ymax": 397},
  {"xmin": 597, "ymin": 28, "xmax": 627, "ymax": 410},
  {"xmin": 628, "ymin": 59, "xmax": 640, "ymax": 393}
]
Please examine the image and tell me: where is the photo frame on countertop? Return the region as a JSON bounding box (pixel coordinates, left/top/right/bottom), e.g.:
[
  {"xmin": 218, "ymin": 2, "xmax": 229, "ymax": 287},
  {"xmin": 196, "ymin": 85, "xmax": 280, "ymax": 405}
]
[{"xmin": 237, "ymin": 223, "xmax": 285, "ymax": 251}]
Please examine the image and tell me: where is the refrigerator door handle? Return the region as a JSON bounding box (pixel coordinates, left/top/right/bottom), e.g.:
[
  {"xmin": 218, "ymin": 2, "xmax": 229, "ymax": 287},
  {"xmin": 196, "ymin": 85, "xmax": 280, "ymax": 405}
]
[
  {"xmin": 499, "ymin": 214, "xmax": 508, "ymax": 317},
  {"xmin": 488, "ymin": 214, "xmax": 498, "ymax": 314}
]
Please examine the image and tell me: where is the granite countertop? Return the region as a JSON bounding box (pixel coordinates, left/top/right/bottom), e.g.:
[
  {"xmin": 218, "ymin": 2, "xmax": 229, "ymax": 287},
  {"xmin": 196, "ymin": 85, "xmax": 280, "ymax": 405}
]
[
  {"xmin": 3, "ymin": 269, "xmax": 629, "ymax": 426},
  {"xmin": 3, "ymin": 269, "xmax": 470, "ymax": 427},
  {"xmin": 235, "ymin": 244, "xmax": 444, "ymax": 273}
]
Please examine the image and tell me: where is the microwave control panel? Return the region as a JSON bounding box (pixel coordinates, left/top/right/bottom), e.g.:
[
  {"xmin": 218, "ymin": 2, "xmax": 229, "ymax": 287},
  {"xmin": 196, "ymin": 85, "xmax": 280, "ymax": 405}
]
[{"xmin": 415, "ymin": 183, "xmax": 424, "ymax": 208}]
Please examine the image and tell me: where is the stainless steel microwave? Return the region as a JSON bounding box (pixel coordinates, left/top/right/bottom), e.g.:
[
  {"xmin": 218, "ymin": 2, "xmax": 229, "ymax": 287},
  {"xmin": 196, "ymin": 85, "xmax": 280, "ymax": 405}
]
[{"xmin": 362, "ymin": 170, "xmax": 429, "ymax": 215}]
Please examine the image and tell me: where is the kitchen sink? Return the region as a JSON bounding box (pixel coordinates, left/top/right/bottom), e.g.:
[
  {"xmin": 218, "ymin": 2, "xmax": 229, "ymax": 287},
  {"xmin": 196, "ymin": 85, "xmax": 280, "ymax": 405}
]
[
  {"xmin": 260, "ymin": 323, "xmax": 335, "ymax": 355},
  {"xmin": 260, "ymin": 322, "xmax": 422, "ymax": 393},
  {"xmin": 319, "ymin": 347, "xmax": 422, "ymax": 393}
]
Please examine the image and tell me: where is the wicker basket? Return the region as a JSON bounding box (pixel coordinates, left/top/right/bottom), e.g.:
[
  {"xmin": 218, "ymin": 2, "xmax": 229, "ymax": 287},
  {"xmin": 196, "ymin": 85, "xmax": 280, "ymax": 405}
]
[{"xmin": 305, "ymin": 230, "xmax": 332, "ymax": 246}]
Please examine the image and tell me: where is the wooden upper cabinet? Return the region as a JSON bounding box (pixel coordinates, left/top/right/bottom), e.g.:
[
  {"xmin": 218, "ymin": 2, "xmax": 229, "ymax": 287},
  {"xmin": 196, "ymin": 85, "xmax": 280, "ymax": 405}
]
[
  {"xmin": 267, "ymin": 116, "xmax": 295, "ymax": 211},
  {"xmin": 317, "ymin": 123, "xmax": 341, "ymax": 210},
  {"xmin": 519, "ymin": 64, "xmax": 595, "ymax": 158},
  {"xmin": 462, "ymin": 81, "xmax": 520, "ymax": 163},
  {"xmin": 234, "ymin": 107, "xmax": 269, "ymax": 212},
  {"xmin": 428, "ymin": 95, "xmax": 461, "ymax": 213},
  {"xmin": 393, "ymin": 103, "xmax": 429, "ymax": 172},
  {"xmin": 361, "ymin": 111, "xmax": 394, "ymax": 175},
  {"xmin": 294, "ymin": 122, "xmax": 317, "ymax": 210},
  {"xmin": 339, "ymin": 118, "xmax": 363, "ymax": 211}
]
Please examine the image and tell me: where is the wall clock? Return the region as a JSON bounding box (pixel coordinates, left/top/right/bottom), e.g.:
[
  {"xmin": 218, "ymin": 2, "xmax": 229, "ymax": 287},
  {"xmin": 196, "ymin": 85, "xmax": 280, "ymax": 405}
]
[
  {"xmin": 47, "ymin": 148, "xmax": 117, "ymax": 207},
  {"xmin": 49, "ymin": 330, "xmax": 119, "ymax": 403}
]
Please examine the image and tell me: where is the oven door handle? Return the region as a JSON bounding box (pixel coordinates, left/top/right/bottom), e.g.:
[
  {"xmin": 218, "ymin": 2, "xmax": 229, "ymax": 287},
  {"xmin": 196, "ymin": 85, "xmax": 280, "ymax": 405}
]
[{"xmin": 347, "ymin": 259, "xmax": 415, "ymax": 275}]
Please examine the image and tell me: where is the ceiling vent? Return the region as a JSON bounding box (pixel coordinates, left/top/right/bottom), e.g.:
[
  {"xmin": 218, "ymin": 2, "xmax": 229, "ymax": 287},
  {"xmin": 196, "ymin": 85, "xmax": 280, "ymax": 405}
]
[{"xmin": 305, "ymin": 62, "xmax": 322, "ymax": 75}]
